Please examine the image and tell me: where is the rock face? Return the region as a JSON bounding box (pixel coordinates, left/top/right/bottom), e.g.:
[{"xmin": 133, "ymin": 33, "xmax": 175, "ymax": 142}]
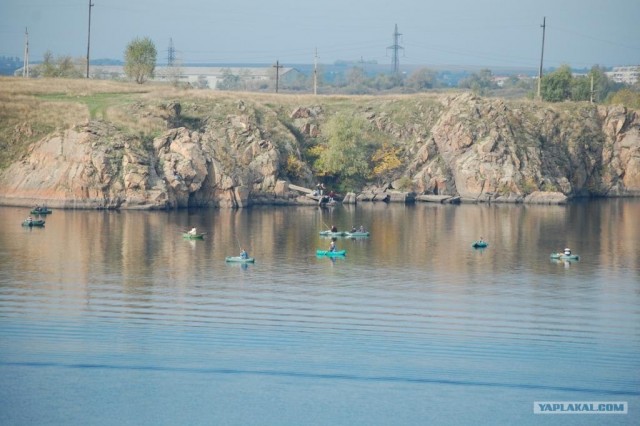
[
  {"xmin": 0, "ymin": 94, "xmax": 638, "ymax": 209},
  {"xmin": 0, "ymin": 102, "xmax": 313, "ymax": 209},
  {"xmin": 407, "ymin": 94, "xmax": 640, "ymax": 201}
]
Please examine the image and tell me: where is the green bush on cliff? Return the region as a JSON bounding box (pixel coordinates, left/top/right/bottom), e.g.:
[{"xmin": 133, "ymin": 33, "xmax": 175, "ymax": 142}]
[
  {"xmin": 284, "ymin": 154, "xmax": 306, "ymax": 181},
  {"xmin": 313, "ymin": 114, "xmax": 373, "ymax": 190},
  {"xmin": 521, "ymin": 177, "xmax": 538, "ymax": 195},
  {"xmin": 607, "ymin": 88, "xmax": 640, "ymax": 109}
]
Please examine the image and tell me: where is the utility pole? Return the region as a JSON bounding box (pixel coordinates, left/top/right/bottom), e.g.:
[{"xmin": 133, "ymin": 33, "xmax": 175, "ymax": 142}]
[
  {"xmin": 168, "ymin": 38, "xmax": 176, "ymax": 67},
  {"xmin": 537, "ymin": 16, "xmax": 546, "ymax": 100},
  {"xmin": 387, "ymin": 23, "xmax": 404, "ymax": 75},
  {"xmin": 86, "ymin": 0, "xmax": 94, "ymax": 78},
  {"xmin": 273, "ymin": 60, "xmax": 283, "ymax": 93},
  {"xmin": 313, "ymin": 48, "xmax": 318, "ymax": 95},
  {"xmin": 23, "ymin": 27, "xmax": 29, "ymax": 78},
  {"xmin": 590, "ymin": 74, "xmax": 595, "ymax": 104}
]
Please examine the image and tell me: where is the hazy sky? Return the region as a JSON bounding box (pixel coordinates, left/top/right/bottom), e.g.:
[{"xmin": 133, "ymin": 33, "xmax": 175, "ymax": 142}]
[{"xmin": 1, "ymin": 0, "xmax": 639, "ymax": 69}]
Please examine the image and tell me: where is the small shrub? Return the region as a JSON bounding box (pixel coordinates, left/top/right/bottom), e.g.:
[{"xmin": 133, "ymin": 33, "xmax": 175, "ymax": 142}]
[
  {"xmin": 284, "ymin": 154, "xmax": 305, "ymax": 180},
  {"xmin": 395, "ymin": 176, "xmax": 414, "ymax": 192},
  {"xmin": 521, "ymin": 176, "xmax": 538, "ymax": 194}
]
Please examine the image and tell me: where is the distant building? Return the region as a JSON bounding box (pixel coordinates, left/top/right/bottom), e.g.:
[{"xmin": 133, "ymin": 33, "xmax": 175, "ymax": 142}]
[
  {"xmin": 490, "ymin": 74, "xmax": 533, "ymax": 87},
  {"xmin": 88, "ymin": 65, "xmax": 303, "ymax": 89},
  {"xmin": 606, "ymin": 66, "xmax": 640, "ymax": 84},
  {"xmin": 492, "ymin": 76, "xmax": 510, "ymax": 87}
]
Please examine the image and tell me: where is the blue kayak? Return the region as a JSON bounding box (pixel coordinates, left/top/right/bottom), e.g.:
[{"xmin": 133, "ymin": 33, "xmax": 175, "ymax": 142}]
[
  {"xmin": 472, "ymin": 241, "xmax": 488, "ymax": 248},
  {"xmin": 316, "ymin": 250, "xmax": 346, "ymax": 257}
]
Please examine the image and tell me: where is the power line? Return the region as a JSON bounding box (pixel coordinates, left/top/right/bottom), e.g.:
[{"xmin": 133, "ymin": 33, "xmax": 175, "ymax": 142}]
[
  {"xmin": 550, "ymin": 25, "xmax": 640, "ymax": 51},
  {"xmin": 403, "ymin": 39, "xmax": 538, "ymax": 64}
]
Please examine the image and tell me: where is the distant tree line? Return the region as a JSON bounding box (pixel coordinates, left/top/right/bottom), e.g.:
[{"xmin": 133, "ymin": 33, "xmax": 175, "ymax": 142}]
[
  {"xmin": 540, "ymin": 64, "xmax": 622, "ymax": 103},
  {"xmin": 26, "ymin": 51, "xmax": 86, "ymax": 78}
]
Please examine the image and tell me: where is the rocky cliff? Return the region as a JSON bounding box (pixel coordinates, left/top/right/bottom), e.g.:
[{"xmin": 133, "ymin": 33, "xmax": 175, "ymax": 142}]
[
  {"xmin": 0, "ymin": 90, "xmax": 638, "ymax": 209},
  {"xmin": 406, "ymin": 94, "xmax": 640, "ymax": 203}
]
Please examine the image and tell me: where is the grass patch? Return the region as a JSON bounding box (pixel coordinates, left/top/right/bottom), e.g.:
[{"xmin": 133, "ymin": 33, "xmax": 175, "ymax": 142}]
[{"xmin": 35, "ymin": 92, "xmax": 137, "ymax": 120}]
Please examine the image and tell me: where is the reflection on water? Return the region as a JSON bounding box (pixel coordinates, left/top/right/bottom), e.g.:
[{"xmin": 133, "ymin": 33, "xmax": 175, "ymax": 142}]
[{"xmin": 0, "ymin": 200, "xmax": 639, "ymax": 425}]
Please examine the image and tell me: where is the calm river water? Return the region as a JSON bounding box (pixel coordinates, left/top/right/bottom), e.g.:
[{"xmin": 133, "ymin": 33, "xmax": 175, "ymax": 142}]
[{"xmin": 1, "ymin": 200, "xmax": 638, "ymax": 425}]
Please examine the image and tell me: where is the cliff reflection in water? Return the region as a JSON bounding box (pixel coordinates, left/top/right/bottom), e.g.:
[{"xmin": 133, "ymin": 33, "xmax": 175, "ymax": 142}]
[{"xmin": 1, "ymin": 199, "xmax": 638, "ymax": 292}]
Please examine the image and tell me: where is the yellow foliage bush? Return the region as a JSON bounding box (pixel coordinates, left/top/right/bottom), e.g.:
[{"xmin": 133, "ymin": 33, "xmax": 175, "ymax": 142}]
[{"xmin": 371, "ymin": 143, "xmax": 402, "ymax": 178}]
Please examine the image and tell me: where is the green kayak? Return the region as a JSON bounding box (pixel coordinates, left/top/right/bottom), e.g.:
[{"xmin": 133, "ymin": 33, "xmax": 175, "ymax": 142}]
[
  {"xmin": 472, "ymin": 241, "xmax": 488, "ymax": 248},
  {"xmin": 316, "ymin": 249, "xmax": 346, "ymax": 257},
  {"xmin": 345, "ymin": 231, "xmax": 370, "ymax": 237},
  {"xmin": 550, "ymin": 253, "xmax": 579, "ymax": 260},
  {"xmin": 225, "ymin": 256, "xmax": 255, "ymax": 263},
  {"xmin": 319, "ymin": 230, "xmax": 346, "ymax": 237},
  {"xmin": 183, "ymin": 233, "xmax": 205, "ymax": 240},
  {"xmin": 31, "ymin": 208, "xmax": 52, "ymax": 215},
  {"xmin": 22, "ymin": 219, "xmax": 45, "ymax": 227}
]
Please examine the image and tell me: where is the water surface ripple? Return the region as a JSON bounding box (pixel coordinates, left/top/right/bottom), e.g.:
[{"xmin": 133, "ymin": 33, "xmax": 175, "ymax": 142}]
[{"xmin": 1, "ymin": 201, "xmax": 638, "ymax": 425}]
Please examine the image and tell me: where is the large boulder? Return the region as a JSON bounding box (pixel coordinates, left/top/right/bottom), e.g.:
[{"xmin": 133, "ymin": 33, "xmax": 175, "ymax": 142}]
[{"xmin": 524, "ymin": 191, "xmax": 568, "ymax": 204}]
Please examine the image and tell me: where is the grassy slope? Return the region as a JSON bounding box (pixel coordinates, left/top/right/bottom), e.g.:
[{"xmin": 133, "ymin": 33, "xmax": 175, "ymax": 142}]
[{"xmin": 0, "ymin": 77, "xmax": 445, "ymax": 171}]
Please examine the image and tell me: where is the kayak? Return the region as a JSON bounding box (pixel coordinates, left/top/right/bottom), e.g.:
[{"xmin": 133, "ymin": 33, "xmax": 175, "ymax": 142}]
[
  {"xmin": 472, "ymin": 241, "xmax": 488, "ymax": 248},
  {"xmin": 22, "ymin": 219, "xmax": 45, "ymax": 227},
  {"xmin": 31, "ymin": 208, "xmax": 52, "ymax": 215},
  {"xmin": 183, "ymin": 233, "xmax": 205, "ymax": 240},
  {"xmin": 225, "ymin": 256, "xmax": 255, "ymax": 263},
  {"xmin": 316, "ymin": 249, "xmax": 346, "ymax": 257},
  {"xmin": 345, "ymin": 231, "xmax": 370, "ymax": 237},
  {"xmin": 550, "ymin": 253, "xmax": 580, "ymax": 260},
  {"xmin": 319, "ymin": 230, "xmax": 346, "ymax": 237}
]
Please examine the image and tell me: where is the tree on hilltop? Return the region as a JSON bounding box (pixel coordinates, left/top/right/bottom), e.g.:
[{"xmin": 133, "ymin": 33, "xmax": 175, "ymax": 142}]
[
  {"xmin": 124, "ymin": 37, "xmax": 157, "ymax": 84},
  {"xmin": 31, "ymin": 50, "xmax": 83, "ymax": 78},
  {"xmin": 541, "ymin": 64, "xmax": 618, "ymax": 102},
  {"xmin": 406, "ymin": 67, "xmax": 438, "ymax": 91},
  {"xmin": 458, "ymin": 69, "xmax": 497, "ymax": 96}
]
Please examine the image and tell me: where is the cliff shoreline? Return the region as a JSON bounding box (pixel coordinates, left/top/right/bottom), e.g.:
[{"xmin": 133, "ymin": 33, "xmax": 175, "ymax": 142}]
[{"xmin": 1, "ymin": 85, "xmax": 638, "ymax": 209}]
